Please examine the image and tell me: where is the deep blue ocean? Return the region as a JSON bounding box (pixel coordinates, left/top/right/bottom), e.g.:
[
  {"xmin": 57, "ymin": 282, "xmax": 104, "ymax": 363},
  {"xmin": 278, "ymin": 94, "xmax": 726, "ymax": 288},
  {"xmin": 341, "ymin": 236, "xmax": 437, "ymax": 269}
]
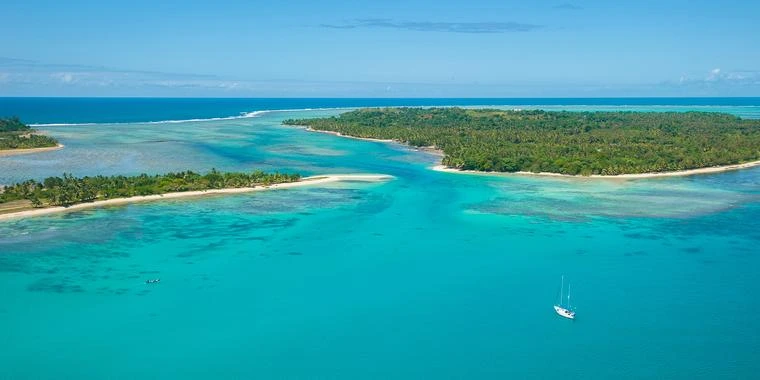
[
  {"xmin": 2, "ymin": 97, "xmax": 760, "ymax": 124},
  {"xmin": 1, "ymin": 98, "xmax": 759, "ymax": 379}
]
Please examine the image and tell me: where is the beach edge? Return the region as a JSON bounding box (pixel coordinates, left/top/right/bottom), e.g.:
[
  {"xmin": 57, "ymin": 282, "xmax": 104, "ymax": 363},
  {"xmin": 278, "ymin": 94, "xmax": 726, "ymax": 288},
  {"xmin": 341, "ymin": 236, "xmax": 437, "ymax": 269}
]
[
  {"xmin": 290, "ymin": 123, "xmax": 760, "ymax": 180},
  {"xmin": 431, "ymin": 161, "xmax": 760, "ymax": 179},
  {"xmin": 0, "ymin": 174, "xmax": 393, "ymax": 221},
  {"xmin": 0, "ymin": 144, "xmax": 64, "ymax": 157}
]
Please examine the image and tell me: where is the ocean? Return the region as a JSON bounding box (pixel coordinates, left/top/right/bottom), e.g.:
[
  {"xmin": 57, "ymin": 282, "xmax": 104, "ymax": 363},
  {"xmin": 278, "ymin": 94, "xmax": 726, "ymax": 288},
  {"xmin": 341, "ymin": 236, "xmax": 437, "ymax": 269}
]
[
  {"xmin": 1, "ymin": 98, "xmax": 759, "ymax": 379},
  {"xmin": 2, "ymin": 97, "xmax": 760, "ymax": 124}
]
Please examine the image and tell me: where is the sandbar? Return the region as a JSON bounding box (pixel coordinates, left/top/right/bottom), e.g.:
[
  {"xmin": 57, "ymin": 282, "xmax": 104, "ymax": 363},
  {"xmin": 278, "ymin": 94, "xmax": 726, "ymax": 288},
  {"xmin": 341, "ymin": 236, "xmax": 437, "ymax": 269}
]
[{"xmin": 0, "ymin": 144, "xmax": 64, "ymax": 157}]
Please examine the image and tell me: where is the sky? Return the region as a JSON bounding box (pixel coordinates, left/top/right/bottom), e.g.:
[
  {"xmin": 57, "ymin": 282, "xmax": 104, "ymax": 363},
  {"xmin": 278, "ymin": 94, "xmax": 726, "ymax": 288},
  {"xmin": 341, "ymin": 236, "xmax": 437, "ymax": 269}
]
[{"xmin": 1, "ymin": 0, "xmax": 759, "ymax": 97}]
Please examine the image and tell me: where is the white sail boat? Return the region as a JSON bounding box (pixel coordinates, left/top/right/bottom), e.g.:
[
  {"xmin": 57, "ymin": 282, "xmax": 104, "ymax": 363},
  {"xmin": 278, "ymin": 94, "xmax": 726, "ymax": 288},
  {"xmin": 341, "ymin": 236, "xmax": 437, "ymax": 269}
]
[{"xmin": 554, "ymin": 275, "xmax": 576, "ymax": 320}]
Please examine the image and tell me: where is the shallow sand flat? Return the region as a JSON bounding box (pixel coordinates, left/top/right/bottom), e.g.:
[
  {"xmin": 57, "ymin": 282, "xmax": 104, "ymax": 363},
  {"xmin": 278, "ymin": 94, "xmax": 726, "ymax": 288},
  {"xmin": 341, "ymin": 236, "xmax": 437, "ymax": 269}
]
[
  {"xmin": 0, "ymin": 174, "xmax": 393, "ymax": 221},
  {"xmin": 0, "ymin": 144, "xmax": 64, "ymax": 156}
]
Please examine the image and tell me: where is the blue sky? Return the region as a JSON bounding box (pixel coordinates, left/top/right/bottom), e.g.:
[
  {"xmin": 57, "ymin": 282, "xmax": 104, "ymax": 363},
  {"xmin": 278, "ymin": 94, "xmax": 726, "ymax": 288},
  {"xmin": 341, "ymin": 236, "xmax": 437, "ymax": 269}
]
[{"xmin": 1, "ymin": 0, "xmax": 758, "ymax": 97}]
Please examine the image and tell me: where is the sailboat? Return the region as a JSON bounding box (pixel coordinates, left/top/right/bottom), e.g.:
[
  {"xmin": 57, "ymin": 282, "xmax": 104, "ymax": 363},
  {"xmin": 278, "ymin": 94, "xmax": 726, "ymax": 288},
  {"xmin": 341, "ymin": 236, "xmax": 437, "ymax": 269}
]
[{"xmin": 554, "ymin": 275, "xmax": 576, "ymax": 320}]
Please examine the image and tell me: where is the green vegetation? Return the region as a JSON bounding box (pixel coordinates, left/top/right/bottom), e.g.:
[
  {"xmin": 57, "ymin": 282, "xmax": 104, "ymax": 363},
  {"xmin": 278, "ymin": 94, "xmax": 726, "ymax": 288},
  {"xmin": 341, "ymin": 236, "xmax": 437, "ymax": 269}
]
[
  {"xmin": 285, "ymin": 108, "xmax": 760, "ymax": 175},
  {"xmin": 0, "ymin": 117, "xmax": 59, "ymax": 150},
  {"xmin": 0, "ymin": 170, "xmax": 301, "ymax": 208}
]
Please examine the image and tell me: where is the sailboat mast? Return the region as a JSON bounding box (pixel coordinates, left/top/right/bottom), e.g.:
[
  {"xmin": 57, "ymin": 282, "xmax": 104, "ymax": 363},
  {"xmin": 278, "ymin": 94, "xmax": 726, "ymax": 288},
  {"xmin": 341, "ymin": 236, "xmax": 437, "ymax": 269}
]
[
  {"xmin": 567, "ymin": 283, "xmax": 571, "ymax": 309},
  {"xmin": 560, "ymin": 275, "xmax": 564, "ymax": 306}
]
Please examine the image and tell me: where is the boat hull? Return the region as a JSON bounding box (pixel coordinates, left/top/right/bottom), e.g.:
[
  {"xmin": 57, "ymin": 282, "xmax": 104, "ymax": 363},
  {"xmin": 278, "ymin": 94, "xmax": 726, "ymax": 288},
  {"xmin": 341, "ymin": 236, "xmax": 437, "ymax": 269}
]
[{"xmin": 554, "ymin": 305, "xmax": 575, "ymax": 319}]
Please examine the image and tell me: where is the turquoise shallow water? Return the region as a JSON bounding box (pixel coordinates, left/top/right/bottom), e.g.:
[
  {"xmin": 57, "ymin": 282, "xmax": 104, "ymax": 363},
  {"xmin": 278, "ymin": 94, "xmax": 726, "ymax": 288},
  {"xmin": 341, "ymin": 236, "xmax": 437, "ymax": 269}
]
[{"xmin": 1, "ymin": 102, "xmax": 760, "ymax": 379}]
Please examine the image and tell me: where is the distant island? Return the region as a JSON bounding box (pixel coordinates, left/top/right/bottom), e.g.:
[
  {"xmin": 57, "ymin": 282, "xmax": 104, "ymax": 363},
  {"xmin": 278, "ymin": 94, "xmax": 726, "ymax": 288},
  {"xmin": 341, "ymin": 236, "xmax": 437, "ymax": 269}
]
[
  {"xmin": 0, "ymin": 117, "xmax": 61, "ymax": 154},
  {"xmin": 0, "ymin": 170, "xmax": 393, "ymax": 220},
  {"xmin": 285, "ymin": 108, "xmax": 760, "ymax": 176}
]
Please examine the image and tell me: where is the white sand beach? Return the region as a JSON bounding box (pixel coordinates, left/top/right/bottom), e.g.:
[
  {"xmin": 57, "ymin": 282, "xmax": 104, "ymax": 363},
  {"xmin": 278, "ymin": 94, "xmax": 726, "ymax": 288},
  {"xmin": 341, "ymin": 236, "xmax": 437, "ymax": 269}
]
[
  {"xmin": 432, "ymin": 160, "xmax": 760, "ymax": 179},
  {"xmin": 0, "ymin": 144, "xmax": 64, "ymax": 156},
  {"xmin": 304, "ymin": 127, "xmax": 396, "ymax": 143},
  {"xmin": 0, "ymin": 174, "xmax": 393, "ymax": 221},
  {"xmin": 300, "ymin": 126, "xmax": 444, "ymax": 156}
]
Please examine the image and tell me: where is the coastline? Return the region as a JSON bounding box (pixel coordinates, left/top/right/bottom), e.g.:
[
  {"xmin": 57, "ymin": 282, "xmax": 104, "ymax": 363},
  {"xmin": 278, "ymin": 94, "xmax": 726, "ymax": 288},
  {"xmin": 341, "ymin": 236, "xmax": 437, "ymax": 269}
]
[
  {"xmin": 293, "ymin": 125, "xmax": 760, "ymax": 180},
  {"xmin": 432, "ymin": 160, "xmax": 760, "ymax": 179},
  {"xmin": 0, "ymin": 174, "xmax": 393, "ymax": 221},
  {"xmin": 301, "ymin": 127, "xmax": 445, "ymax": 157},
  {"xmin": 304, "ymin": 127, "xmax": 397, "ymax": 144},
  {"xmin": 0, "ymin": 144, "xmax": 64, "ymax": 157}
]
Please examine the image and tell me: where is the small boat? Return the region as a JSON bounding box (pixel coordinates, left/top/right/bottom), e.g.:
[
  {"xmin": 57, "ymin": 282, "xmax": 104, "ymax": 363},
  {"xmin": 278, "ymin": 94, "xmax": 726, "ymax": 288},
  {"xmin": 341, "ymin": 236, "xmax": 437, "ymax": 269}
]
[
  {"xmin": 554, "ymin": 275, "xmax": 575, "ymax": 320},
  {"xmin": 145, "ymin": 278, "xmax": 161, "ymax": 284}
]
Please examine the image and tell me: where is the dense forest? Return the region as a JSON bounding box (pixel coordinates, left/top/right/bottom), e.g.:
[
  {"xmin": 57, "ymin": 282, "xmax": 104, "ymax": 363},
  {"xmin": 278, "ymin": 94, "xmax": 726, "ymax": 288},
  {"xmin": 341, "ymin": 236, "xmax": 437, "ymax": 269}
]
[
  {"xmin": 0, "ymin": 170, "xmax": 301, "ymax": 208},
  {"xmin": 0, "ymin": 117, "xmax": 59, "ymax": 150},
  {"xmin": 285, "ymin": 108, "xmax": 760, "ymax": 175}
]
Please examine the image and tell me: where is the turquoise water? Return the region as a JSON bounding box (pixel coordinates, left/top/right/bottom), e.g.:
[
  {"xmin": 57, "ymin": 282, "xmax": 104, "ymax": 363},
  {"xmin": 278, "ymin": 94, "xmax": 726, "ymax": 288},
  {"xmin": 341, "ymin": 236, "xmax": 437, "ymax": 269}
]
[{"xmin": 1, "ymin": 101, "xmax": 760, "ymax": 379}]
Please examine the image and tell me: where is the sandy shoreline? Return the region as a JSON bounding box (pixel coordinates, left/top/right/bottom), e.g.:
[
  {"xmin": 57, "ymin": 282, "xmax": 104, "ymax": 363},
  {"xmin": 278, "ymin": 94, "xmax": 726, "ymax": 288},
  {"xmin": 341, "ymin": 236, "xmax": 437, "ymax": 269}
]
[
  {"xmin": 432, "ymin": 160, "xmax": 760, "ymax": 179},
  {"xmin": 0, "ymin": 174, "xmax": 393, "ymax": 222},
  {"xmin": 296, "ymin": 125, "xmax": 760, "ymax": 179},
  {"xmin": 304, "ymin": 127, "xmax": 397, "ymax": 144},
  {"xmin": 0, "ymin": 144, "xmax": 64, "ymax": 156},
  {"xmin": 300, "ymin": 127, "xmax": 445, "ymax": 157},
  {"xmin": 301, "ymin": 126, "xmax": 760, "ymax": 179}
]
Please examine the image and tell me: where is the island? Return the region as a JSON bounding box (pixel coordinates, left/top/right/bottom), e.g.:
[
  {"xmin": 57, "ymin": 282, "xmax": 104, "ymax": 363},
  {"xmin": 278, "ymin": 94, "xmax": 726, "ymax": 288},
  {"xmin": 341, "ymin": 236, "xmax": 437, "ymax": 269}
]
[
  {"xmin": 284, "ymin": 108, "xmax": 760, "ymax": 177},
  {"xmin": 0, "ymin": 117, "xmax": 61, "ymax": 155},
  {"xmin": 0, "ymin": 170, "xmax": 393, "ymax": 220}
]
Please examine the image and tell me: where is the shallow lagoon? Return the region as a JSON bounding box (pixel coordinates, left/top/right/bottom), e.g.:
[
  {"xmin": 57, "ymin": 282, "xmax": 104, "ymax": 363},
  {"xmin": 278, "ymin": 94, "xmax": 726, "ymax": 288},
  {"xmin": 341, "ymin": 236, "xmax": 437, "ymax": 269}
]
[{"xmin": 1, "ymin": 105, "xmax": 759, "ymax": 379}]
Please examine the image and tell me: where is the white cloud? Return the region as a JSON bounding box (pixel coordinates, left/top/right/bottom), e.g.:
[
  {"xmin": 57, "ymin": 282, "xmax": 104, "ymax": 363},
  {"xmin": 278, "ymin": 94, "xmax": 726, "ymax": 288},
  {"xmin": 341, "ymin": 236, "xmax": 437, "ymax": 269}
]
[
  {"xmin": 52, "ymin": 72, "xmax": 76, "ymax": 83},
  {"xmin": 0, "ymin": 57, "xmax": 256, "ymax": 94},
  {"xmin": 675, "ymin": 67, "xmax": 760, "ymax": 86},
  {"xmin": 664, "ymin": 68, "xmax": 760, "ymax": 96},
  {"xmin": 706, "ymin": 68, "xmax": 721, "ymax": 81},
  {"xmin": 3, "ymin": 56, "xmax": 759, "ymax": 97},
  {"xmin": 725, "ymin": 72, "xmax": 747, "ymax": 80},
  {"xmin": 217, "ymin": 81, "xmax": 240, "ymax": 89}
]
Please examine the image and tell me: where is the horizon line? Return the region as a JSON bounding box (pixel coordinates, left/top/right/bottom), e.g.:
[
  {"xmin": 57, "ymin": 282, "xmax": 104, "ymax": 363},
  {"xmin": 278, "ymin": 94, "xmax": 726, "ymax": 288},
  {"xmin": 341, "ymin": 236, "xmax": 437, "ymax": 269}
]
[{"xmin": 2, "ymin": 96, "xmax": 760, "ymax": 99}]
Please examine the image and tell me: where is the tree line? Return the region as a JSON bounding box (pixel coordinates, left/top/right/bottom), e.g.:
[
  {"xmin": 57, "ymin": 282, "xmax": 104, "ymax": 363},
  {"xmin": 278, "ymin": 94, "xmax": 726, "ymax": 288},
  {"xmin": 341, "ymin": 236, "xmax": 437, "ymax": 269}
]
[
  {"xmin": 0, "ymin": 169, "xmax": 301, "ymax": 208},
  {"xmin": 285, "ymin": 108, "xmax": 760, "ymax": 175},
  {"xmin": 0, "ymin": 117, "xmax": 59, "ymax": 150}
]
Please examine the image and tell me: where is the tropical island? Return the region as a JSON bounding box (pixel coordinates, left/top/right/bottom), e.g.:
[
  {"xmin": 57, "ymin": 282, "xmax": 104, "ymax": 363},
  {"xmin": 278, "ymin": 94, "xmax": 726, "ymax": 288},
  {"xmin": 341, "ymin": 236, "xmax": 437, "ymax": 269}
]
[
  {"xmin": 0, "ymin": 117, "xmax": 61, "ymax": 154},
  {"xmin": 0, "ymin": 169, "xmax": 393, "ymax": 220},
  {"xmin": 285, "ymin": 108, "xmax": 760, "ymax": 176}
]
